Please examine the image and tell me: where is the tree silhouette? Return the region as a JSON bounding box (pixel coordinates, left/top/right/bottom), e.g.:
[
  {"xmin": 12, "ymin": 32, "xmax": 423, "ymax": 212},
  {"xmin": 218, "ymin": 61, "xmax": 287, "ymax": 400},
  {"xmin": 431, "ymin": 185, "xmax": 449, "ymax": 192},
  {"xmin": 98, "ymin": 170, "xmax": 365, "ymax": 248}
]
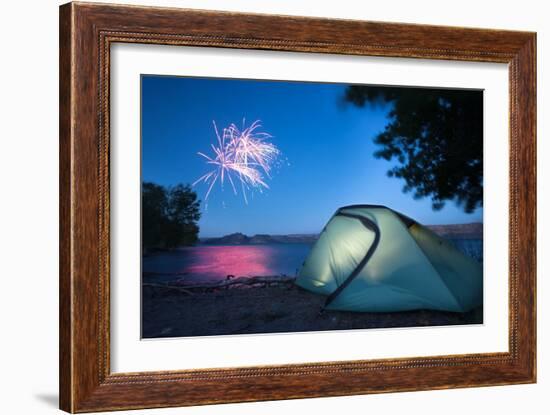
[
  {"xmin": 142, "ymin": 182, "xmax": 201, "ymax": 250},
  {"xmin": 344, "ymin": 86, "xmax": 483, "ymax": 213}
]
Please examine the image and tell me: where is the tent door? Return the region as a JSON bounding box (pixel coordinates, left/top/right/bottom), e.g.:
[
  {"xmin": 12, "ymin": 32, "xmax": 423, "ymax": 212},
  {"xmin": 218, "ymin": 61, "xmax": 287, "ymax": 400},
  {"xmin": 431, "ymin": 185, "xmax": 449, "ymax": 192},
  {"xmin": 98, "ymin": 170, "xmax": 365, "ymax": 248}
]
[{"xmin": 324, "ymin": 211, "xmax": 381, "ymax": 308}]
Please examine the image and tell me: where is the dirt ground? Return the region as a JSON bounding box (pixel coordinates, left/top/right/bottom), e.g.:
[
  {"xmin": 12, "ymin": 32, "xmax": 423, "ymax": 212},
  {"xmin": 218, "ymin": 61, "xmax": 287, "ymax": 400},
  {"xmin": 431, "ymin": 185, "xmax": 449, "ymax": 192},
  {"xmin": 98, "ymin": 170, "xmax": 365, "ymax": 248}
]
[{"xmin": 142, "ymin": 284, "xmax": 483, "ymax": 338}]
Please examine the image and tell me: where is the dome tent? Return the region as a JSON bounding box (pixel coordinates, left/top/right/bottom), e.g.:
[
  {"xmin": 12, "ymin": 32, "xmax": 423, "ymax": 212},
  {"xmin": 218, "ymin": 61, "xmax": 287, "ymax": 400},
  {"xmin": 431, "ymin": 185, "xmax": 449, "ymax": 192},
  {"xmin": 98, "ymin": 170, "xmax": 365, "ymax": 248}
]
[{"xmin": 295, "ymin": 205, "xmax": 482, "ymax": 313}]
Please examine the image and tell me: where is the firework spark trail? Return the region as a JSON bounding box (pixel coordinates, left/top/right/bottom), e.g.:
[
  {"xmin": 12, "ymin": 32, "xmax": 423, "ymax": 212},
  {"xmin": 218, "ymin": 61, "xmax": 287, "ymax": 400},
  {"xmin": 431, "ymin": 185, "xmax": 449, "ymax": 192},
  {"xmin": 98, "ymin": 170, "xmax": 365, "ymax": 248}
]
[
  {"xmin": 193, "ymin": 120, "xmax": 280, "ymax": 204},
  {"xmin": 228, "ymin": 120, "xmax": 279, "ymax": 177}
]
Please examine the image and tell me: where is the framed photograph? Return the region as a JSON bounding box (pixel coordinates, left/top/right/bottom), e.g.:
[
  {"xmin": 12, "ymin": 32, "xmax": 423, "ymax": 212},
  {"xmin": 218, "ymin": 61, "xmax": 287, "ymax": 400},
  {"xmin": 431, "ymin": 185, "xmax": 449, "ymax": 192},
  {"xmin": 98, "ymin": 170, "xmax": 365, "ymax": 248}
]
[{"xmin": 59, "ymin": 2, "xmax": 536, "ymax": 412}]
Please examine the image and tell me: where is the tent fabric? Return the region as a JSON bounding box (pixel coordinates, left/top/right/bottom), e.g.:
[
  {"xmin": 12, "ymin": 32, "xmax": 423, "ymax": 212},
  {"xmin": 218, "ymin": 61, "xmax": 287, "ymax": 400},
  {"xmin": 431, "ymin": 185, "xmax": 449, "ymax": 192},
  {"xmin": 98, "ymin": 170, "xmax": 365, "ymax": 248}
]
[{"xmin": 295, "ymin": 205, "xmax": 483, "ymax": 313}]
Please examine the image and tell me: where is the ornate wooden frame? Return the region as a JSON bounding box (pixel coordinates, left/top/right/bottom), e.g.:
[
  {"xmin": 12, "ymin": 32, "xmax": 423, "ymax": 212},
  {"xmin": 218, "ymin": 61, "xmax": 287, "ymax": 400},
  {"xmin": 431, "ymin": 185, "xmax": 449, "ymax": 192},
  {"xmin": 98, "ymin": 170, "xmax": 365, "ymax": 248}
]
[{"xmin": 59, "ymin": 2, "xmax": 536, "ymax": 412}]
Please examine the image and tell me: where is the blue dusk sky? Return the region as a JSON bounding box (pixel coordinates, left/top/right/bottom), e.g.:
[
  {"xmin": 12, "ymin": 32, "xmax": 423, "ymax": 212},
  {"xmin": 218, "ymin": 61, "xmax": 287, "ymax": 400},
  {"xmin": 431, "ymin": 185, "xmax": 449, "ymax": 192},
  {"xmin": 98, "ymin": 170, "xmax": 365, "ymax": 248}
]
[{"xmin": 142, "ymin": 75, "xmax": 483, "ymax": 238}]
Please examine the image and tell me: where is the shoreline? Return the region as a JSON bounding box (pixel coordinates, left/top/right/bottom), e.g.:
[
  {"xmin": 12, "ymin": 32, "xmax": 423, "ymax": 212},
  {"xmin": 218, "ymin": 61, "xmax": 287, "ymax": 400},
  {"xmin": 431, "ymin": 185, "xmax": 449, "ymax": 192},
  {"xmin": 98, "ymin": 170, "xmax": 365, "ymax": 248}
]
[{"xmin": 142, "ymin": 280, "xmax": 483, "ymax": 338}]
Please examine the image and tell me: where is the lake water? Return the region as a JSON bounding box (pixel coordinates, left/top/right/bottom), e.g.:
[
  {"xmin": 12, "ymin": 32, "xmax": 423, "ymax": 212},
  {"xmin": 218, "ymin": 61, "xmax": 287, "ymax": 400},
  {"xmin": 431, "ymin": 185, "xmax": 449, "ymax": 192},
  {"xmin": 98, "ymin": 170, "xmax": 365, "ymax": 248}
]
[
  {"xmin": 143, "ymin": 239, "xmax": 482, "ymax": 284},
  {"xmin": 449, "ymin": 239, "xmax": 483, "ymax": 262},
  {"xmin": 143, "ymin": 243, "xmax": 313, "ymax": 283}
]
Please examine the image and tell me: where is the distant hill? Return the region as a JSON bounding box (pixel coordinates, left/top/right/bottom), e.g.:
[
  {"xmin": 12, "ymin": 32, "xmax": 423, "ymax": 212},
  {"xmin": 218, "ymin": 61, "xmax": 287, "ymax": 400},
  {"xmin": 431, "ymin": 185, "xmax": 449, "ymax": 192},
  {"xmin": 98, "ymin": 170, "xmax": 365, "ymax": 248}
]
[
  {"xmin": 200, "ymin": 232, "xmax": 318, "ymax": 245},
  {"xmin": 426, "ymin": 223, "xmax": 482, "ymax": 239},
  {"xmin": 200, "ymin": 223, "xmax": 482, "ymax": 245}
]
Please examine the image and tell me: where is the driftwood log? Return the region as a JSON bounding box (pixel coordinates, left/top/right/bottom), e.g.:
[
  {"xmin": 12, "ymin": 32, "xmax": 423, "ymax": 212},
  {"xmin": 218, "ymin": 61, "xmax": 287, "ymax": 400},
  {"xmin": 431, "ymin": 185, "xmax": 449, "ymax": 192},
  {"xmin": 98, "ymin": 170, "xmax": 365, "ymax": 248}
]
[{"xmin": 143, "ymin": 275, "xmax": 297, "ymax": 294}]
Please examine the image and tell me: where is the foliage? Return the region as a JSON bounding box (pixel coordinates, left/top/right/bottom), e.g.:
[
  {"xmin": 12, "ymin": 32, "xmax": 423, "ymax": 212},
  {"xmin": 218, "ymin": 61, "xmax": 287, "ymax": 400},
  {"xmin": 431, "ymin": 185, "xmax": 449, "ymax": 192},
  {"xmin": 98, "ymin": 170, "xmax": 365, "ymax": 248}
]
[
  {"xmin": 142, "ymin": 182, "xmax": 201, "ymax": 250},
  {"xmin": 344, "ymin": 86, "xmax": 483, "ymax": 213}
]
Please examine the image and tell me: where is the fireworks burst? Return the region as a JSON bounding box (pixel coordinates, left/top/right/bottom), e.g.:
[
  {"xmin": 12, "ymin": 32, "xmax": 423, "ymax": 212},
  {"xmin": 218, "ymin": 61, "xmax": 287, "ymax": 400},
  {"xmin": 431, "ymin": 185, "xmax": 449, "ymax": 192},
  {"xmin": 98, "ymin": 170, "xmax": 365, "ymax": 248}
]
[{"xmin": 193, "ymin": 120, "xmax": 281, "ymax": 204}]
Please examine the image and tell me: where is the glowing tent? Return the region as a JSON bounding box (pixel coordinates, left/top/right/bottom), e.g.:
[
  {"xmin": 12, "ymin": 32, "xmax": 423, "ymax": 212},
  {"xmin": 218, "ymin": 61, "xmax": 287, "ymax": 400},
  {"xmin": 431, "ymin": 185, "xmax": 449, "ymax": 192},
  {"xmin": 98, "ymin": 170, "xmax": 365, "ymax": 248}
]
[{"xmin": 295, "ymin": 205, "xmax": 482, "ymax": 313}]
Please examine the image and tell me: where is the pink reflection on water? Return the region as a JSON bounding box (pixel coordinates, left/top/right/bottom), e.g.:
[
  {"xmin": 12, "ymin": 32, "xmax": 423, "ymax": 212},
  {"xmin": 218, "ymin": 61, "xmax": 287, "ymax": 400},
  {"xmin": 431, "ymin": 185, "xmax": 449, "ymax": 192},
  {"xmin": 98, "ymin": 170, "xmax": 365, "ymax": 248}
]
[{"xmin": 182, "ymin": 245, "xmax": 277, "ymax": 281}]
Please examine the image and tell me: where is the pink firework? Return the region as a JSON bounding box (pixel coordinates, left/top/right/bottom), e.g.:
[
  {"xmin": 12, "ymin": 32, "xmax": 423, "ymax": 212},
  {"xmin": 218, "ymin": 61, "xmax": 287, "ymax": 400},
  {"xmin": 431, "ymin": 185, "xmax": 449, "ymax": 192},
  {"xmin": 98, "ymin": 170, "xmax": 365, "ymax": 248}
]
[{"xmin": 193, "ymin": 120, "xmax": 280, "ymax": 204}]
